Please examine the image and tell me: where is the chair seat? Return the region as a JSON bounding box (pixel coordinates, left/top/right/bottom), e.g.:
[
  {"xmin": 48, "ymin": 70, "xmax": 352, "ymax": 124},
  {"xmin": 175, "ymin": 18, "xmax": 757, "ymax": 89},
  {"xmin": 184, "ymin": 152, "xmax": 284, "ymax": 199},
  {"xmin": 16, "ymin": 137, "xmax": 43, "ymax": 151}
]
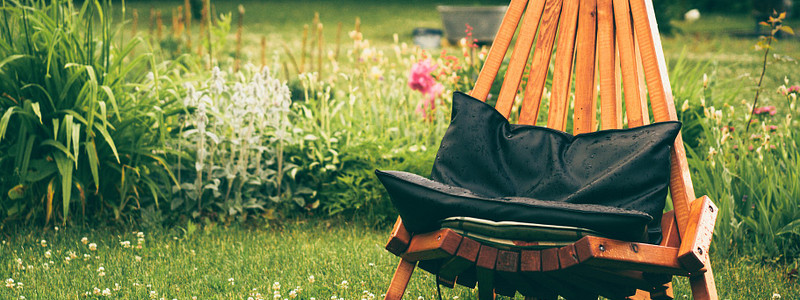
[
  {"xmin": 393, "ymin": 226, "xmax": 687, "ymax": 299},
  {"xmin": 441, "ymin": 216, "xmax": 605, "ymax": 250}
]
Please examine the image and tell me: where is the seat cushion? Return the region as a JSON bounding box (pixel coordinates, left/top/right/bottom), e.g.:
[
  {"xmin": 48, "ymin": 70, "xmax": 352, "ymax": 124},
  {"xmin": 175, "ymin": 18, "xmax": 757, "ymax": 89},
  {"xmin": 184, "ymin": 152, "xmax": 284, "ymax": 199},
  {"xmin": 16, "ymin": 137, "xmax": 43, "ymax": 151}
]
[
  {"xmin": 377, "ymin": 92, "xmax": 681, "ymax": 243},
  {"xmin": 375, "ymin": 170, "xmax": 652, "ymax": 242},
  {"xmin": 441, "ymin": 216, "xmax": 605, "ymax": 250}
]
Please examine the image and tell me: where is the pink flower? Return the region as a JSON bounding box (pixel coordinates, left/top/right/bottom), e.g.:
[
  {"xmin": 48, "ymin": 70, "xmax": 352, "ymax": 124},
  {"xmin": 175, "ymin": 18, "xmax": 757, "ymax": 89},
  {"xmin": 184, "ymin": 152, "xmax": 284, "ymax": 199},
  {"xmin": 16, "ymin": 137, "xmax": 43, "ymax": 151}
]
[
  {"xmin": 788, "ymin": 85, "xmax": 800, "ymax": 94},
  {"xmin": 769, "ymin": 125, "xmax": 778, "ymax": 131},
  {"xmin": 409, "ymin": 59, "xmax": 444, "ymax": 118},
  {"xmin": 753, "ymin": 106, "xmax": 777, "ymax": 116}
]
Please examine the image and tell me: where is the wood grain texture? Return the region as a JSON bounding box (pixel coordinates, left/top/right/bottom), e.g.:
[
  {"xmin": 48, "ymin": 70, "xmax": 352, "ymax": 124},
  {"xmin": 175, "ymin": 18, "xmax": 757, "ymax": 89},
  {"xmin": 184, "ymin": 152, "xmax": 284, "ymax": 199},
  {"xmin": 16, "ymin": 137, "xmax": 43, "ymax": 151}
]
[
  {"xmin": 677, "ymin": 196, "xmax": 718, "ymax": 272},
  {"xmin": 495, "ymin": 0, "xmax": 547, "ymax": 118},
  {"xmin": 546, "ymin": 0, "xmax": 580, "ymax": 131},
  {"xmin": 574, "ymin": 236, "xmax": 689, "ymax": 275},
  {"xmin": 573, "ymin": 0, "xmax": 598, "ymax": 134},
  {"xmin": 633, "ymin": 29, "xmax": 651, "ymax": 125},
  {"xmin": 472, "ymin": 0, "xmax": 530, "ymax": 101},
  {"xmin": 629, "ymin": 0, "xmax": 697, "ymax": 239},
  {"xmin": 385, "ymin": 217, "xmax": 411, "ymax": 256},
  {"xmin": 597, "ymin": 0, "xmax": 620, "ymax": 130},
  {"xmin": 689, "ymin": 267, "xmax": 719, "ymax": 300},
  {"xmin": 519, "ymin": 0, "xmax": 564, "ymax": 125},
  {"xmin": 383, "ymin": 259, "xmax": 416, "ymax": 300},
  {"xmin": 612, "ymin": 0, "xmax": 646, "ymax": 128},
  {"xmin": 660, "ymin": 210, "xmax": 681, "ymax": 248},
  {"xmin": 402, "ymin": 229, "xmax": 462, "ymax": 262},
  {"xmin": 438, "ymin": 236, "xmax": 480, "ymax": 282}
]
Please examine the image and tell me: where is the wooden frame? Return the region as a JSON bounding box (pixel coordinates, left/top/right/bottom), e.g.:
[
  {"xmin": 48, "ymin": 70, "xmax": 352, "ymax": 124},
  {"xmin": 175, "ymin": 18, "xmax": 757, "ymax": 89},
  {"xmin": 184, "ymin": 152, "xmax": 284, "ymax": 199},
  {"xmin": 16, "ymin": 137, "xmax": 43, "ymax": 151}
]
[{"xmin": 383, "ymin": 0, "xmax": 719, "ymax": 299}]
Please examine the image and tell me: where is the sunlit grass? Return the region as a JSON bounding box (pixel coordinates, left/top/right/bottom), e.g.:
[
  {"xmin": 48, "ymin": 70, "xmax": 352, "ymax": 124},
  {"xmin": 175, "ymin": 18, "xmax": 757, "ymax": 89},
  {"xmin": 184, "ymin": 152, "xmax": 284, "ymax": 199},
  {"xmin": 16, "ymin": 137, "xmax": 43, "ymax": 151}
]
[{"xmin": 0, "ymin": 221, "xmax": 797, "ymax": 299}]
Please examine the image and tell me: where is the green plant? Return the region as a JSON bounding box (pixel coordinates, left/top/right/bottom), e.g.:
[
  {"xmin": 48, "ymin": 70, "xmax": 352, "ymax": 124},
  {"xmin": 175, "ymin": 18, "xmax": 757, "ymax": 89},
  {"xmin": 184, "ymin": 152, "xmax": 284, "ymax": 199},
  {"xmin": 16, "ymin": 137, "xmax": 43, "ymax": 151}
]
[
  {"xmin": 170, "ymin": 65, "xmax": 300, "ymax": 221},
  {"xmin": 0, "ymin": 0, "xmax": 177, "ymax": 225},
  {"xmin": 746, "ymin": 11, "xmax": 794, "ymax": 132}
]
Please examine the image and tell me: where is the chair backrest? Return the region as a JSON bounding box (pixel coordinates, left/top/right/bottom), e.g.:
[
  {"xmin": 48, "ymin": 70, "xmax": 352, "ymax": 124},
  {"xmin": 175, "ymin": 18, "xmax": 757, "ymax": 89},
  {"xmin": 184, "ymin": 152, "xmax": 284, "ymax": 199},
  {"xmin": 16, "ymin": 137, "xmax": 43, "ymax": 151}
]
[{"xmin": 470, "ymin": 0, "xmax": 696, "ymax": 245}]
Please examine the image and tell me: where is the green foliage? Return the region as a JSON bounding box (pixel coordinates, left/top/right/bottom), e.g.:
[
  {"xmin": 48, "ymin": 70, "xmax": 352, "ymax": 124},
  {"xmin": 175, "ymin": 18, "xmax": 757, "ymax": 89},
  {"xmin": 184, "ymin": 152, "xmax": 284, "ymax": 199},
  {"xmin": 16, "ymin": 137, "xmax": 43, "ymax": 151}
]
[{"xmin": 0, "ymin": 0, "xmax": 178, "ymax": 224}]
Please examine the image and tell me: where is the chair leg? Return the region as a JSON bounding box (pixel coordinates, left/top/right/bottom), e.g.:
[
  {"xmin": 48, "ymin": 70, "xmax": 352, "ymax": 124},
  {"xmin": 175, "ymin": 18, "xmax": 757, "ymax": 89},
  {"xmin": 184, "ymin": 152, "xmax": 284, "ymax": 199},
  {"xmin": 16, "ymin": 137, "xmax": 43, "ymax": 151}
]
[
  {"xmin": 689, "ymin": 266, "xmax": 718, "ymax": 300},
  {"xmin": 385, "ymin": 259, "xmax": 416, "ymax": 300}
]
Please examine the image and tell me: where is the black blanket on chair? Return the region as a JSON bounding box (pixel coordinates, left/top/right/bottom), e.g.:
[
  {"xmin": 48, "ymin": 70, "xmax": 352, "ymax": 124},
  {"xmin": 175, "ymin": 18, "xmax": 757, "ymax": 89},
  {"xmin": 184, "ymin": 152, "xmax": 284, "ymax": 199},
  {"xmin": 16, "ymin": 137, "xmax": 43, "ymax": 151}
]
[{"xmin": 377, "ymin": 92, "xmax": 681, "ymax": 244}]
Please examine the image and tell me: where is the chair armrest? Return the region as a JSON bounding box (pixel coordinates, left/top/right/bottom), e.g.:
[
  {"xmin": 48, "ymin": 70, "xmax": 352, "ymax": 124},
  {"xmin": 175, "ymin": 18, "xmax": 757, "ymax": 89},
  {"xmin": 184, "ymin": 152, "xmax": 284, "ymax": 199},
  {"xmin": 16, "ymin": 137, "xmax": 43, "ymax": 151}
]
[
  {"xmin": 386, "ymin": 217, "xmax": 412, "ymax": 256},
  {"xmin": 677, "ymin": 196, "xmax": 718, "ymax": 272}
]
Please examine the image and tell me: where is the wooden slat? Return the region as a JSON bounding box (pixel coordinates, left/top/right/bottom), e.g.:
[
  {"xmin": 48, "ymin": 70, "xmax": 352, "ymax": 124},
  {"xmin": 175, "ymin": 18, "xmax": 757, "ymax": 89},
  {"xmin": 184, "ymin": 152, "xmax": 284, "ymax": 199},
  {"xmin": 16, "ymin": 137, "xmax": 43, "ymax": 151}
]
[
  {"xmin": 628, "ymin": 0, "xmax": 696, "ymax": 237},
  {"xmin": 690, "ymin": 267, "xmax": 719, "ymax": 300},
  {"xmin": 384, "ymin": 259, "xmax": 416, "ymax": 300},
  {"xmin": 574, "ymin": 236, "xmax": 689, "ymax": 275},
  {"xmin": 438, "ymin": 236, "xmax": 481, "ymax": 282},
  {"xmin": 678, "ymin": 196, "xmax": 718, "ymax": 272},
  {"xmin": 660, "ymin": 210, "xmax": 681, "ymax": 247},
  {"xmin": 495, "ymin": 0, "xmax": 547, "ymax": 117},
  {"xmin": 633, "ymin": 28, "xmax": 651, "ymax": 125},
  {"xmin": 402, "ymin": 229, "xmax": 462, "ymax": 262},
  {"xmin": 558, "ymin": 245, "xmax": 637, "ymax": 298},
  {"xmin": 572, "ymin": 0, "xmax": 598, "ymax": 134},
  {"xmin": 385, "ymin": 217, "xmax": 412, "ymax": 256},
  {"xmin": 518, "ymin": 0, "xmax": 563, "ymax": 125},
  {"xmin": 541, "ymin": 248, "xmax": 561, "ymax": 271},
  {"xmin": 546, "ymin": 0, "xmax": 580, "ymax": 131},
  {"xmin": 476, "ymin": 245, "xmax": 499, "ymax": 300},
  {"xmin": 494, "ymin": 250, "xmax": 520, "ymax": 297},
  {"xmin": 597, "ymin": 0, "xmax": 619, "ymax": 130},
  {"xmin": 472, "ymin": 0, "xmax": 530, "ymax": 101},
  {"xmin": 612, "ymin": 0, "xmax": 646, "ymax": 128}
]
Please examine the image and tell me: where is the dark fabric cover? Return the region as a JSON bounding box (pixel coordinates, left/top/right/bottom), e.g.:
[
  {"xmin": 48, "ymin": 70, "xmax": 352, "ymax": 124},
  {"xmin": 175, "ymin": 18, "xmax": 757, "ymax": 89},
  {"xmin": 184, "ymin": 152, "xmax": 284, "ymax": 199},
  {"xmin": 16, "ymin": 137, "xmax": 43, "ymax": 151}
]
[
  {"xmin": 376, "ymin": 170, "xmax": 653, "ymax": 242},
  {"xmin": 377, "ymin": 92, "xmax": 681, "ymax": 243}
]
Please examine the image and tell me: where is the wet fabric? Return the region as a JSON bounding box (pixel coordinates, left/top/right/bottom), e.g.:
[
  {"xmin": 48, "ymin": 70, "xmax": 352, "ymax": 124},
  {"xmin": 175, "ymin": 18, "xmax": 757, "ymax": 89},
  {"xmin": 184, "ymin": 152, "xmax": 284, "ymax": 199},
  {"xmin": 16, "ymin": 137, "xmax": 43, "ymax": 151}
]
[{"xmin": 377, "ymin": 92, "xmax": 681, "ymax": 243}]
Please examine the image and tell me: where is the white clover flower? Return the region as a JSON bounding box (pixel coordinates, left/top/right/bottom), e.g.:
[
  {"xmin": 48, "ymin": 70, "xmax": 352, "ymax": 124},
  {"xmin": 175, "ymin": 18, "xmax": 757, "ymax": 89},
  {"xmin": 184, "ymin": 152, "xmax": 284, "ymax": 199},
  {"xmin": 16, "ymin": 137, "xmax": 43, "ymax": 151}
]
[
  {"xmin": 228, "ymin": 277, "xmax": 235, "ymax": 285},
  {"xmin": 5, "ymin": 278, "xmax": 15, "ymax": 288},
  {"xmin": 81, "ymin": 237, "xmax": 88, "ymax": 244},
  {"xmin": 102, "ymin": 288, "xmax": 111, "ymax": 296},
  {"xmin": 417, "ymin": 297, "xmax": 423, "ymax": 300},
  {"xmin": 42, "ymin": 263, "xmax": 49, "ymax": 270},
  {"xmin": 64, "ymin": 257, "xmax": 71, "ymax": 264},
  {"xmin": 289, "ymin": 290, "xmax": 297, "ymax": 298},
  {"xmin": 89, "ymin": 243, "xmax": 98, "ymax": 251},
  {"xmin": 15, "ymin": 282, "xmax": 22, "ymax": 290},
  {"xmin": 98, "ymin": 272, "xmax": 106, "ymax": 277},
  {"xmin": 45, "ymin": 250, "xmax": 52, "ymax": 258},
  {"xmin": 135, "ymin": 256, "xmax": 142, "ymax": 262},
  {"xmin": 84, "ymin": 254, "xmax": 91, "ymax": 260},
  {"xmin": 773, "ymin": 293, "xmax": 781, "ymax": 299},
  {"xmin": 93, "ymin": 287, "xmax": 101, "ymax": 295},
  {"xmin": 40, "ymin": 240, "xmax": 47, "ymax": 247},
  {"xmin": 114, "ymin": 283, "xmax": 121, "ymax": 291},
  {"xmin": 272, "ymin": 282, "xmax": 281, "ymax": 291},
  {"xmin": 121, "ymin": 241, "xmax": 131, "ymax": 248},
  {"xmin": 137, "ymin": 232, "xmax": 145, "ymax": 238},
  {"xmin": 308, "ymin": 275, "xmax": 315, "ymax": 283},
  {"xmin": 149, "ymin": 290, "xmax": 158, "ymax": 299},
  {"xmin": 15, "ymin": 258, "xmax": 22, "ymax": 266},
  {"xmin": 339, "ymin": 280, "xmax": 348, "ymax": 289}
]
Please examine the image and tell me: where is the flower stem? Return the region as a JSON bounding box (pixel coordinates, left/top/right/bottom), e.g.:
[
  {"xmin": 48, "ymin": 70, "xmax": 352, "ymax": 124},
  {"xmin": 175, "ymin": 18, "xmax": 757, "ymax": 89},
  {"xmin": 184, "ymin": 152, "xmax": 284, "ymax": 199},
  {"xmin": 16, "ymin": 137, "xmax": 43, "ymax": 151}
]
[{"xmin": 746, "ymin": 36, "xmax": 773, "ymax": 133}]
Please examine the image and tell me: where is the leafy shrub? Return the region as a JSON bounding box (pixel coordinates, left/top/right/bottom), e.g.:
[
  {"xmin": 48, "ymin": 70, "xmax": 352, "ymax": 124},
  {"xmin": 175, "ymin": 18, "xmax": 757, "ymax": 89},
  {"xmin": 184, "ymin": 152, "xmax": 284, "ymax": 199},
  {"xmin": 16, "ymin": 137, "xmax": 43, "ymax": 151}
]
[
  {"xmin": 0, "ymin": 0, "xmax": 176, "ymax": 225},
  {"xmin": 165, "ymin": 65, "xmax": 300, "ymax": 222}
]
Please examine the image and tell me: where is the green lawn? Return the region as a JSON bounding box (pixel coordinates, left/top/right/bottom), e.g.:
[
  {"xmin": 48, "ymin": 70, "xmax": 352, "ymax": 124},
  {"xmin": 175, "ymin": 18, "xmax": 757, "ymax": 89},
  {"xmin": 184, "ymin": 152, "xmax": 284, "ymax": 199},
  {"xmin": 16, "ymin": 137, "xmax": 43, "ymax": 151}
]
[
  {"xmin": 0, "ymin": 222, "xmax": 797, "ymax": 299},
  {"xmin": 3, "ymin": 1, "xmax": 799, "ymax": 299}
]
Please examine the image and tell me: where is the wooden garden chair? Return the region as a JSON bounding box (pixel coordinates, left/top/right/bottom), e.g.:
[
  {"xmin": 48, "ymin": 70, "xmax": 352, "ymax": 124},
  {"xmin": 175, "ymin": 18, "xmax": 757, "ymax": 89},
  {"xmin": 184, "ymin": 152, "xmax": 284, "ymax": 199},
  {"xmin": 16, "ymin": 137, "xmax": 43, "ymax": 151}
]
[{"xmin": 382, "ymin": 0, "xmax": 719, "ymax": 299}]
